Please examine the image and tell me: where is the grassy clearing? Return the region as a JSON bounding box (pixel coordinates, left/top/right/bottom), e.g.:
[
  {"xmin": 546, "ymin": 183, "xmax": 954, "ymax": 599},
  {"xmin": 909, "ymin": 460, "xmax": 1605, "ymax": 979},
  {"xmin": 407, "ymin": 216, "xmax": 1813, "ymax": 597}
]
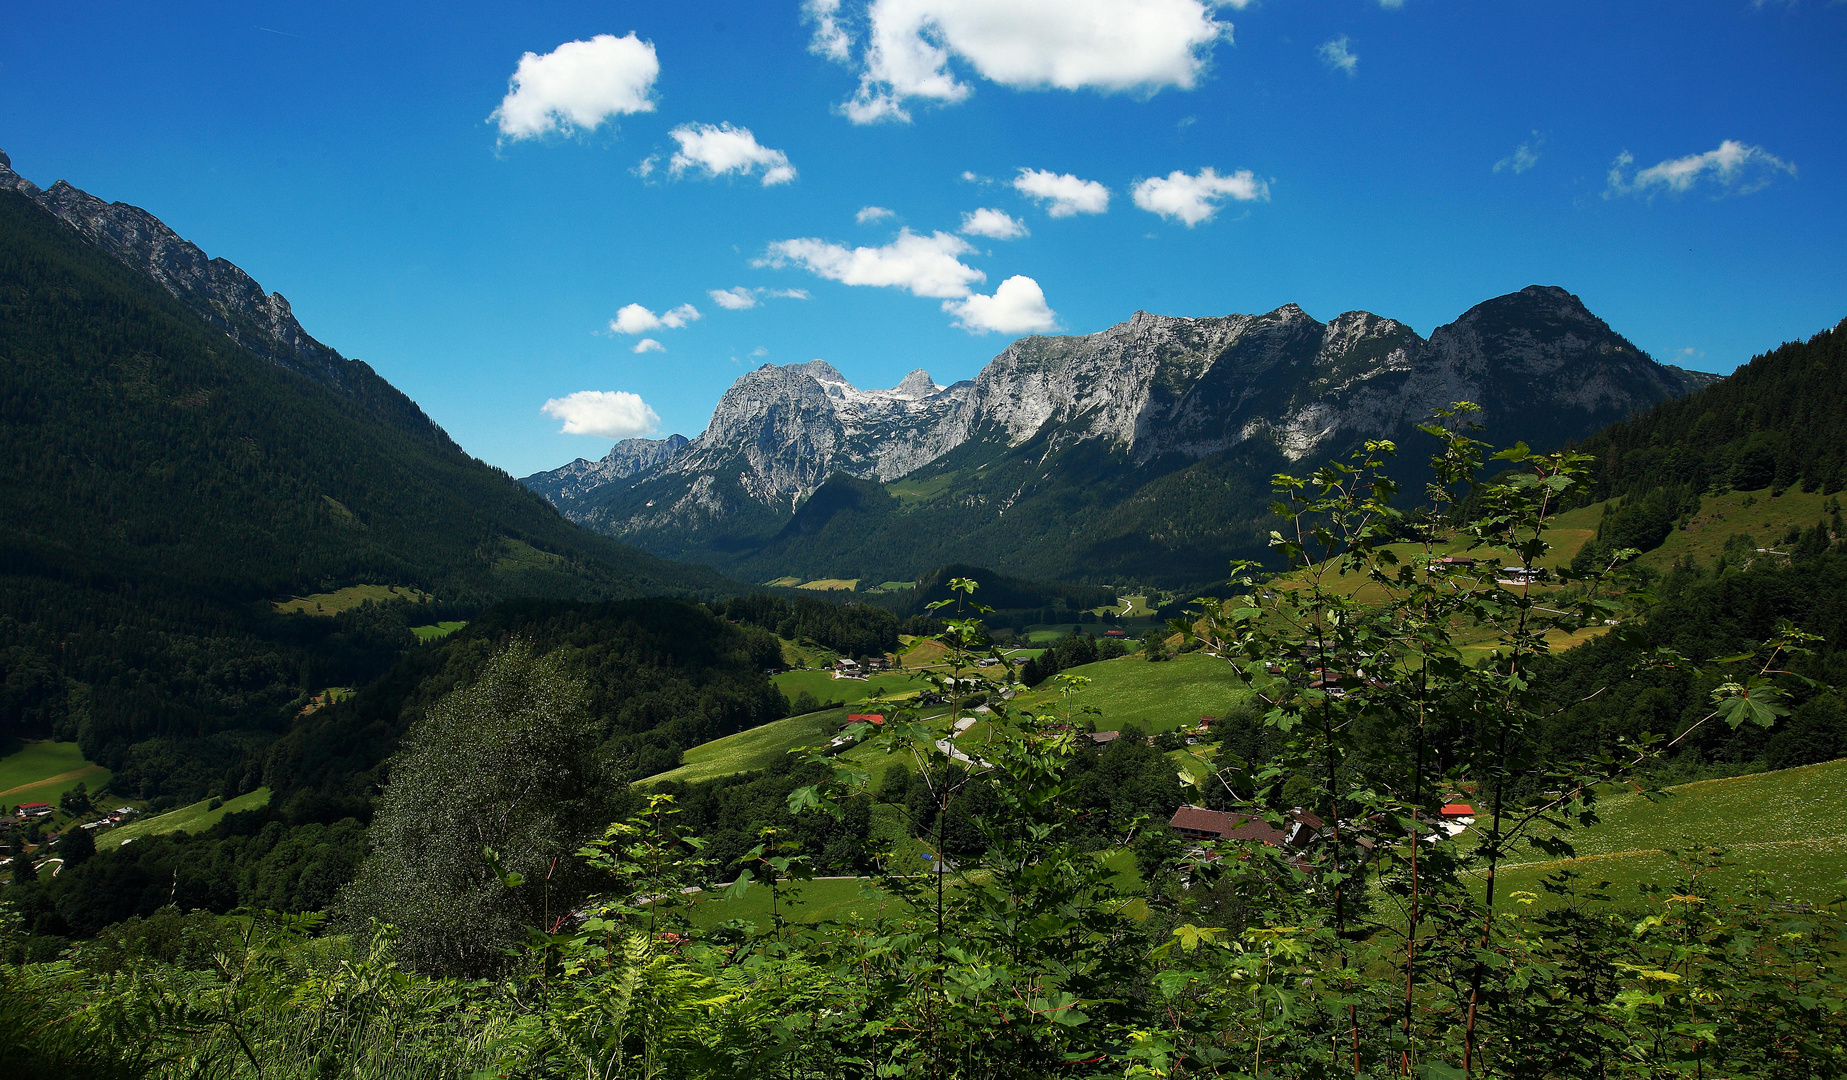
[
  {"xmin": 1488, "ymin": 758, "xmax": 1847, "ymax": 906},
  {"xmin": 637, "ymin": 711, "xmax": 849, "ymax": 787},
  {"xmin": 863, "ymin": 581, "xmax": 915, "ymax": 594},
  {"xmin": 275, "ymin": 584, "xmax": 429, "ymax": 616},
  {"xmin": 763, "ymin": 576, "xmax": 804, "ymax": 587},
  {"xmin": 0, "ymin": 741, "xmax": 111, "ymax": 808},
  {"xmin": 1637, "ymin": 486, "xmax": 1836, "ymax": 574},
  {"xmin": 773, "ymin": 669, "xmax": 925, "ymax": 708},
  {"xmin": 797, "ymin": 578, "xmax": 859, "ymax": 592},
  {"xmin": 887, "ymin": 471, "xmax": 956, "ymax": 505},
  {"xmin": 99, "ymin": 788, "xmax": 272, "ymax": 850},
  {"xmin": 1012, "ymin": 652, "xmax": 1249, "ymax": 733},
  {"xmin": 410, "ymin": 621, "xmax": 467, "ymax": 642}
]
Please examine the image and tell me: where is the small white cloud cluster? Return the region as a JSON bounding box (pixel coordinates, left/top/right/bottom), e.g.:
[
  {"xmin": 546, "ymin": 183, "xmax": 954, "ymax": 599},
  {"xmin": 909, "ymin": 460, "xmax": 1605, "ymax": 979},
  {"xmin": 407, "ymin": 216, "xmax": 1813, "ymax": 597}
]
[
  {"xmin": 856, "ymin": 205, "xmax": 895, "ymax": 223},
  {"xmin": 541, "ymin": 390, "xmax": 661, "ymax": 438},
  {"xmin": 1012, "ymin": 168, "xmax": 1110, "ymax": 217},
  {"xmin": 758, "ymin": 229, "xmax": 1055, "ymax": 334},
  {"xmin": 1318, "ymin": 36, "xmax": 1358, "ymax": 77},
  {"xmin": 665, "ymin": 123, "xmax": 797, "ymax": 186},
  {"xmin": 1606, "ymin": 140, "xmax": 1796, "ymax": 199},
  {"xmin": 707, "ymin": 286, "xmax": 812, "ymax": 310},
  {"xmin": 808, "ymin": 0, "xmax": 1234, "ymax": 124},
  {"xmin": 960, "ymin": 207, "xmax": 1029, "ymax": 239},
  {"xmin": 493, "ymin": 34, "xmax": 659, "ymax": 140},
  {"xmin": 610, "ymin": 302, "xmax": 699, "ymax": 352},
  {"xmin": 1131, "ymin": 167, "xmax": 1268, "ymax": 226}
]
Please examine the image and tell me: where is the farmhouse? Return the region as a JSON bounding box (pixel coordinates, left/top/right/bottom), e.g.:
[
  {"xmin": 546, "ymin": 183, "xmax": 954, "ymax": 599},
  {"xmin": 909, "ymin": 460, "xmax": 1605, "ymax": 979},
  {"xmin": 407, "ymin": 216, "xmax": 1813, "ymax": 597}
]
[
  {"xmin": 1495, "ymin": 566, "xmax": 1544, "ymax": 586},
  {"xmin": 1103, "ymin": 629, "xmax": 1128, "ymax": 639},
  {"xmin": 864, "ymin": 656, "xmax": 891, "ymax": 671},
  {"xmin": 839, "ymin": 714, "xmax": 885, "ymax": 731},
  {"xmin": 15, "ymin": 802, "xmax": 53, "ymax": 819},
  {"xmin": 1168, "ymin": 805, "xmax": 1324, "ymax": 850},
  {"xmin": 833, "ymin": 658, "xmax": 861, "ymax": 675}
]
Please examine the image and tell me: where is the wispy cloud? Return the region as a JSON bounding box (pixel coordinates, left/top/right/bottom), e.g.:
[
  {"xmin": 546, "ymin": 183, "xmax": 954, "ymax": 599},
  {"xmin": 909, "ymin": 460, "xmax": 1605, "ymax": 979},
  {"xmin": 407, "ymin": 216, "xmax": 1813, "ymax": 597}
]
[
  {"xmin": 1605, "ymin": 140, "xmax": 1796, "ymax": 199},
  {"xmin": 1494, "ymin": 133, "xmax": 1543, "ymax": 175},
  {"xmin": 856, "ymin": 205, "xmax": 895, "ymax": 224},
  {"xmin": 1318, "ymin": 36, "xmax": 1358, "ymax": 77}
]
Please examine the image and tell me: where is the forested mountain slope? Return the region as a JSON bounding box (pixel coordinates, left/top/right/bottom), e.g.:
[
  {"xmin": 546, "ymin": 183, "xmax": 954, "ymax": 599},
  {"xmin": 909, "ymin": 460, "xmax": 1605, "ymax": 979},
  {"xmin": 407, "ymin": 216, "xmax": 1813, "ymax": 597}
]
[
  {"xmin": 0, "ymin": 187, "xmax": 732, "ymax": 800},
  {"xmin": 1578, "ymin": 317, "xmax": 1847, "ymax": 498}
]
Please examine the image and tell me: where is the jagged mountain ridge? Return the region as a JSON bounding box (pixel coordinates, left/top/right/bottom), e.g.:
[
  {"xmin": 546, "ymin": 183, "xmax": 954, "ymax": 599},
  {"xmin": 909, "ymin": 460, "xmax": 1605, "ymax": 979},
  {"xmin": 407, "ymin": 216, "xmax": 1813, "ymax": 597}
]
[
  {"xmin": 0, "ymin": 149, "xmax": 451, "ymax": 447},
  {"xmin": 525, "ymin": 286, "xmax": 1713, "ymax": 585},
  {"xmin": 523, "ymin": 433, "xmax": 693, "ymax": 513}
]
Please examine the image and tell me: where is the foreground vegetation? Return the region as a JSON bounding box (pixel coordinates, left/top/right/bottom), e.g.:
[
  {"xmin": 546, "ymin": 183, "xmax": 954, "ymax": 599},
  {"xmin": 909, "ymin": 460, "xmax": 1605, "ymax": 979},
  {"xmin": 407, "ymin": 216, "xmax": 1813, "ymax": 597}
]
[{"xmin": 8, "ymin": 407, "xmax": 1847, "ymax": 1078}]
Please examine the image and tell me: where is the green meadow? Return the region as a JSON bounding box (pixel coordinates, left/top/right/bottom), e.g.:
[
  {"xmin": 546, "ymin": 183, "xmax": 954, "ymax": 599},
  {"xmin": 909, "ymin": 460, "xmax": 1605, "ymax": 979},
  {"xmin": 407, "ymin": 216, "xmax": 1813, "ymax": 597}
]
[
  {"xmin": 637, "ymin": 710, "xmax": 849, "ymax": 787},
  {"xmin": 0, "ymin": 741, "xmax": 111, "ymax": 810},
  {"xmin": 1488, "ymin": 757, "xmax": 1847, "ymax": 906},
  {"xmin": 98, "ymin": 788, "xmax": 272, "ymax": 850}
]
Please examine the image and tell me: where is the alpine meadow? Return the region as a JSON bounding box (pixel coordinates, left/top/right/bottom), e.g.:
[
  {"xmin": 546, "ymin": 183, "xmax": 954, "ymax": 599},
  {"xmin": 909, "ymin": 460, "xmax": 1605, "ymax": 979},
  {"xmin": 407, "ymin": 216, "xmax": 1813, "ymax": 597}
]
[{"xmin": 4, "ymin": 3, "xmax": 1847, "ymax": 1078}]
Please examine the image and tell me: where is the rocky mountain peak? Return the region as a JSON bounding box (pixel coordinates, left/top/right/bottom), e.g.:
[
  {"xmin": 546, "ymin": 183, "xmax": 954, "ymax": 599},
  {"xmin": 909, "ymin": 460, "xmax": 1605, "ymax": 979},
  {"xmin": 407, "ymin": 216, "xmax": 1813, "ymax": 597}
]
[{"xmin": 894, "ymin": 368, "xmax": 940, "ymax": 398}]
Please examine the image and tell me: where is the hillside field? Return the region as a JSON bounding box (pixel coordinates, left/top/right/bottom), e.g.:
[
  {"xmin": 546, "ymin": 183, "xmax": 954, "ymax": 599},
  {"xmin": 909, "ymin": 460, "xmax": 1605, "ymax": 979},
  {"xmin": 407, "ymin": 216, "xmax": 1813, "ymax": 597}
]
[
  {"xmin": 274, "ymin": 583, "xmax": 430, "ymax": 616},
  {"xmin": 1013, "ymin": 652, "xmax": 1250, "ymax": 733},
  {"xmin": 1489, "ymin": 757, "xmax": 1847, "ymax": 906},
  {"xmin": 773, "ymin": 669, "xmax": 924, "ymax": 707},
  {"xmin": 637, "ymin": 710, "xmax": 849, "ymax": 787},
  {"xmin": 97, "ymin": 788, "xmax": 273, "ymax": 850},
  {"xmin": 0, "ymin": 741, "xmax": 112, "ymax": 810}
]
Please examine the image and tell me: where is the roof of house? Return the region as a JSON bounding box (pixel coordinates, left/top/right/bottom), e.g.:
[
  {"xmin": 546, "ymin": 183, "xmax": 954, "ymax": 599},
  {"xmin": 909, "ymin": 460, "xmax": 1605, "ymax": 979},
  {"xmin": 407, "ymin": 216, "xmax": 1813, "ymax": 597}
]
[
  {"xmin": 845, "ymin": 714, "xmax": 884, "ymax": 724},
  {"xmin": 1440, "ymin": 803, "xmax": 1476, "ymax": 817},
  {"xmin": 1168, "ymin": 805, "xmax": 1290, "ymax": 846},
  {"xmin": 16, "ymin": 802, "xmax": 51, "ymax": 810},
  {"xmin": 1088, "ymin": 730, "xmax": 1121, "ymax": 744}
]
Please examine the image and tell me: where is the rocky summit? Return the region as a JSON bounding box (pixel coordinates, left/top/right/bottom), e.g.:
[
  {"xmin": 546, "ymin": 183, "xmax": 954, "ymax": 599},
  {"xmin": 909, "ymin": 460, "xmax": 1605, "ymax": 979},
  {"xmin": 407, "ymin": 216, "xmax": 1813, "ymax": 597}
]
[{"xmin": 522, "ymin": 286, "xmax": 1713, "ymax": 586}]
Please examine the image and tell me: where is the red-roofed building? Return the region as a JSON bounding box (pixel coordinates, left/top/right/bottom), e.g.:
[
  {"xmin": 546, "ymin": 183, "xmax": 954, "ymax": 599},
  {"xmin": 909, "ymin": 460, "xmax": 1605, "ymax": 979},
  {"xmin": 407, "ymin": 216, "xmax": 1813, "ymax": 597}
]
[
  {"xmin": 1440, "ymin": 803, "xmax": 1476, "ymax": 819},
  {"xmin": 840, "ymin": 714, "xmax": 885, "ymax": 731},
  {"xmin": 15, "ymin": 802, "xmax": 53, "ymax": 818}
]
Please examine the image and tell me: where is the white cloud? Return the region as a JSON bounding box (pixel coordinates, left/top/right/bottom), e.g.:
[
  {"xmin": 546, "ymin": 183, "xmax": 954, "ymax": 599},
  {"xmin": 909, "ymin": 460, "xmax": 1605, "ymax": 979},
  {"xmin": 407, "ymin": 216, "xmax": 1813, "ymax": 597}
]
[
  {"xmin": 960, "ymin": 169, "xmax": 988, "ymax": 183},
  {"xmin": 1012, "ymin": 168, "xmax": 1111, "ymax": 216},
  {"xmin": 960, "ymin": 207, "xmax": 1029, "ymax": 239},
  {"xmin": 1318, "ymin": 36, "xmax": 1358, "ymax": 77},
  {"xmin": 758, "ymin": 228, "xmax": 984, "ymax": 298},
  {"xmin": 493, "ymin": 34, "xmax": 659, "ymax": 140},
  {"xmin": 666, "ymin": 123, "xmax": 797, "ymax": 185},
  {"xmin": 1131, "ymin": 167, "xmax": 1268, "ymax": 226},
  {"xmin": 1494, "ymin": 133, "xmax": 1543, "ymax": 175},
  {"xmin": 541, "ymin": 390, "xmax": 661, "ymax": 438},
  {"xmin": 1605, "ymin": 140, "xmax": 1796, "ymax": 199},
  {"xmin": 943, "ymin": 274, "xmax": 1057, "ymax": 334},
  {"xmin": 804, "ymin": 0, "xmax": 854, "ymax": 61},
  {"xmin": 609, "ymin": 302, "xmax": 701, "ymax": 334},
  {"xmin": 857, "ymin": 205, "xmax": 895, "ymax": 223},
  {"xmin": 831, "ymin": 0, "xmax": 1233, "ymax": 124},
  {"xmin": 632, "ymin": 338, "xmax": 665, "ymax": 354},
  {"xmin": 1380, "ymin": 0, "xmax": 1406, "ymax": 8},
  {"xmin": 709, "ymin": 287, "xmax": 758, "ymax": 310},
  {"xmin": 707, "ymin": 287, "xmax": 810, "ymax": 310}
]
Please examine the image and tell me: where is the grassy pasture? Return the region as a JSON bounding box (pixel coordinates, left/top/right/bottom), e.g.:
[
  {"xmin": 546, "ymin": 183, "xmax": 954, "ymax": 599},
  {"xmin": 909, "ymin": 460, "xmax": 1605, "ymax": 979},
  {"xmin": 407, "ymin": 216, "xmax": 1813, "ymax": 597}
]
[
  {"xmin": 274, "ymin": 584, "xmax": 429, "ymax": 616},
  {"xmin": 637, "ymin": 710, "xmax": 849, "ymax": 787},
  {"xmin": 1488, "ymin": 758, "xmax": 1847, "ymax": 906},
  {"xmin": 98, "ymin": 788, "xmax": 272, "ymax": 850},
  {"xmin": 797, "ymin": 578, "xmax": 859, "ymax": 592},
  {"xmin": 0, "ymin": 741, "xmax": 111, "ymax": 809},
  {"xmin": 1012, "ymin": 652, "xmax": 1250, "ymax": 733},
  {"xmin": 773, "ymin": 669, "xmax": 925, "ymax": 708},
  {"xmin": 1635, "ymin": 485, "xmax": 1835, "ymax": 573},
  {"xmin": 762, "ymin": 576, "xmax": 803, "ymax": 587},
  {"xmin": 409, "ymin": 621, "xmax": 467, "ymax": 642}
]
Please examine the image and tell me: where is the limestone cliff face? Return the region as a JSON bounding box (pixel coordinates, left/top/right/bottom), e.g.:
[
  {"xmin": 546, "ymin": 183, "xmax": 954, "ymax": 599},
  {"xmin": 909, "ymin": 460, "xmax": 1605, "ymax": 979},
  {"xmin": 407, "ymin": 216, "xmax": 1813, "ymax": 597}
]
[
  {"xmin": 531, "ymin": 286, "xmax": 1714, "ymax": 547},
  {"xmin": 521, "ymin": 434, "xmax": 691, "ymax": 512},
  {"xmin": 0, "ymin": 149, "xmax": 452, "ymax": 447}
]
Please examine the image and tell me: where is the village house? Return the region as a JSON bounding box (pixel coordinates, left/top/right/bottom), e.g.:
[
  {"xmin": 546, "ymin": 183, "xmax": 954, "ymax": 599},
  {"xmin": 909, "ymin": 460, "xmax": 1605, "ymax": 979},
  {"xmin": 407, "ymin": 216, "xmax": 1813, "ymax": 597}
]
[
  {"xmin": 1495, "ymin": 566, "xmax": 1544, "ymax": 586},
  {"xmin": 864, "ymin": 656, "xmax": 891, "ymax": 671},
  {"xmin": 832, "ymin": 657, "xmax": 862, "ymax": 677},
  {"xmin": 15, "ymin": 802, "xmax": 53, "ymax": 819},
  {"xmin": 1168, "ymin": 805, "xmax": 1325, "ymax": 850}
]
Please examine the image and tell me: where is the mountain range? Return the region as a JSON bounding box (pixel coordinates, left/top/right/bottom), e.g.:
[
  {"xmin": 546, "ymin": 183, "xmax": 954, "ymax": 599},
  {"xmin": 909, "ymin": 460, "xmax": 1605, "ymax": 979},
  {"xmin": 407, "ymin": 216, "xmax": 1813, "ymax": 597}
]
[{"xmin": 525, "ymin": 287, "xmax": 1716, "ymax": 587}]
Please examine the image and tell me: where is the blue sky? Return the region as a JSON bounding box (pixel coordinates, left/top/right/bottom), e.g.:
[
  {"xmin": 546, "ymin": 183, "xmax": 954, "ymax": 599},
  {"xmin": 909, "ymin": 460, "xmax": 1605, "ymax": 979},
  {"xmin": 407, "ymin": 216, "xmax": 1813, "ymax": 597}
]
[{"xmin": 4, "ymin": 1, "xmax": 1843, "ymax": 476}]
